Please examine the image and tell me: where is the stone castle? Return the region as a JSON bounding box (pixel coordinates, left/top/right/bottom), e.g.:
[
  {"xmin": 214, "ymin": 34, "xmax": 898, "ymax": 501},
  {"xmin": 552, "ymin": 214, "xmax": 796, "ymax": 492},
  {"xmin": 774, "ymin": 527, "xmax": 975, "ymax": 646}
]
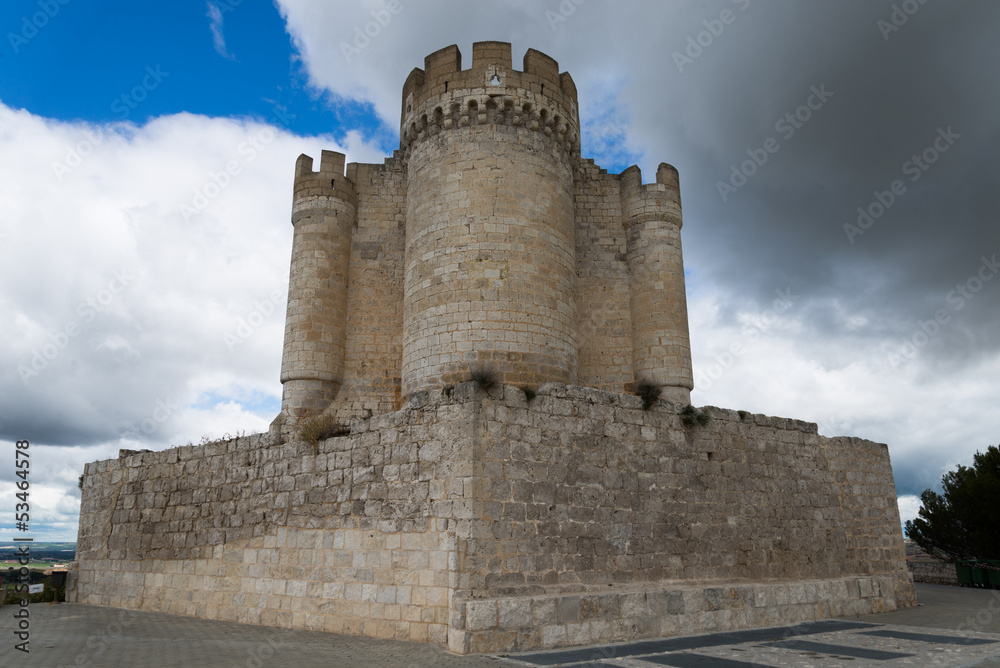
[
  {"xmin": 71, "ymin": 42, "xmax": 915, "ymax": 654},
  {"xmin": 272, "ymin": 40, "xmax": 692, "ymax": 436}
]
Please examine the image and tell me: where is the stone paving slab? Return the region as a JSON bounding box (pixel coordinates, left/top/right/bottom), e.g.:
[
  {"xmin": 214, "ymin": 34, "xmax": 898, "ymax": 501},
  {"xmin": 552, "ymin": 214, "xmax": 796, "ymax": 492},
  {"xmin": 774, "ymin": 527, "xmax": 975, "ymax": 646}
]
[
  {"xmin": 850, "ymin": 583, "xmax": 1000, "ymax": 634},
  {"xmin": 509, "ymin": 621, "xmax": 881, "ymax": 665},
  {"xmin": 0, "ymin": 602, "xmax": 502, "ymax": 668},
  {"xmin": 499, "ymin": 621, "xmax": 1000, "ymax": 668},
  {"xmin": 500, "ymin": 584, "xmax": 1000, "ymax": 668},
  {"xmin": 1, "ymin": 584, "xmax": 998, "ymax": 667}
]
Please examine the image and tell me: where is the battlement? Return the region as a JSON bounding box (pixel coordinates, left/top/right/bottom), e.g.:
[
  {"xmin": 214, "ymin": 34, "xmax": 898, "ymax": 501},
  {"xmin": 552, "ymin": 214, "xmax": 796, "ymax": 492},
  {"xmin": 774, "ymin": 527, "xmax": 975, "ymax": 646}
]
[
  {"xmin": 292, "ymin": 150, "xmax": 357, "ymax": 209},
  {"xmin": 400, "ymin": 42, "xmax": 580, "ymax": 157},
  {"xmin": 619, "ymin": 163, "xmax": 683, "ymax": 228}
]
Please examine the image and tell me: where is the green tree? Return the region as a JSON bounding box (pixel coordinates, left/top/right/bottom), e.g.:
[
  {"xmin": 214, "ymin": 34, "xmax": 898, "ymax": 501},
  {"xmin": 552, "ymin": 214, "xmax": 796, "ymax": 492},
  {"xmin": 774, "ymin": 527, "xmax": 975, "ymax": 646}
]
[{"xmin": 905, "ymin": 444, "xmax": 1000, "ymax": 560}]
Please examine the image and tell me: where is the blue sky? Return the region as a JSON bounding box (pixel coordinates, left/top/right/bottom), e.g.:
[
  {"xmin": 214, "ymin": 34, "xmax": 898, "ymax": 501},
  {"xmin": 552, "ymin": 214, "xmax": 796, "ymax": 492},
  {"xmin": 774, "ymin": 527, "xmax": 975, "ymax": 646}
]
[
  {"xmin": 1, "ymin": 1, "xmax": 998, "ymax": 541},
  {"xmin": 0, "ymin": 1, "xmax": 390, "ymax": 146}
]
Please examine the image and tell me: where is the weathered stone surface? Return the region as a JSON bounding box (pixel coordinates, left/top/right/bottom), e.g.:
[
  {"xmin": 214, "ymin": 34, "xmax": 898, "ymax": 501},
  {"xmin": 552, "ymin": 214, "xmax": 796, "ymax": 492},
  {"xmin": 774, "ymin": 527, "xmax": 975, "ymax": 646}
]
[{"xmin": 72, "ymin": 384, "xmax": 914, "ymax": 653}]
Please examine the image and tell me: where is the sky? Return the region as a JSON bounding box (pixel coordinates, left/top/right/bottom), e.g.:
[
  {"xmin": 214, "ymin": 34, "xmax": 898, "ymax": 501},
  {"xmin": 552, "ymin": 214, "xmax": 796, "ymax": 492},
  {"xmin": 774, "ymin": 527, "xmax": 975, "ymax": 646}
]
[{"xmin": 0, "ymin": 0, "xmax": 997, "ymax": 542}]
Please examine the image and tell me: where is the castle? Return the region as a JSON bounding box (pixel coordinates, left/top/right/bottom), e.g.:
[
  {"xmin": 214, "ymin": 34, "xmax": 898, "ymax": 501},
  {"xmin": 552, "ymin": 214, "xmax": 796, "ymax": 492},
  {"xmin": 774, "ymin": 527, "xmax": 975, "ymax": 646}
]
[
  {"xmin": 272, "ymin": 40, "xmax": 692, "ymax": 435},
  {"xmin": 71, "ymin": 42, "xmax": 914, "ymax": 654}
]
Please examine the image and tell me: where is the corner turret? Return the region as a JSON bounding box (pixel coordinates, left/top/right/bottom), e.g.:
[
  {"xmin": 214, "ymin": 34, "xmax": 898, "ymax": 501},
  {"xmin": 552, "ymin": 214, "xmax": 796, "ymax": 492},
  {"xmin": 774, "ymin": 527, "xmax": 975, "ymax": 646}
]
[
  {"xmin": 619, "ymin": 163, "xmax": 693, "ymax": 403},
  {"xmin": 272, "ymin": 150, "xmax": 357, "ymax": 437}
]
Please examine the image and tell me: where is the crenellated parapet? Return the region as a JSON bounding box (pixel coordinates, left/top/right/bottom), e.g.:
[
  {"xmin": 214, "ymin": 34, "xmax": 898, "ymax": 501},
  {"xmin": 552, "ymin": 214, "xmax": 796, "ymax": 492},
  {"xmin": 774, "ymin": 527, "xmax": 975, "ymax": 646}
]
[
  {"xmin": 399, "ymin": 42, "xmax": 581, "ymax": 158},
  {"xmin": 619, "ymin": 163, "xmax": 683, "ymax": 228},
  {"xmin": 291, "ymin": 150, "xmax": 357, "ymax": 218}
]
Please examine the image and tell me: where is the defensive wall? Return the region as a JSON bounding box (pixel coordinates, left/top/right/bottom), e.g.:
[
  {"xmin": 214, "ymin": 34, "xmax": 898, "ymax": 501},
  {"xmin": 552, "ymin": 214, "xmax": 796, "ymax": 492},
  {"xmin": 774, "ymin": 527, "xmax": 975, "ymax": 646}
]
[{"xmin": 73, "ymin": 383, "xmax": 914, "ymax": 653}]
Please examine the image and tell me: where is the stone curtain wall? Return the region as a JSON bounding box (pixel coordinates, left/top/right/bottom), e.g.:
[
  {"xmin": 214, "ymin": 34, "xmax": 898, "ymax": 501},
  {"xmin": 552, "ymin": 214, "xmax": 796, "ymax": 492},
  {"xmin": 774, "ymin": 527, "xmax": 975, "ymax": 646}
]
[
  {"xmin": 75, "ymin": 400, "xmax": 481, "ymax": 644},
  {"xmin": 909, "ymin": 560, "xmax": 959, "ymax": 585},
  {"xmin": 74, "ymin": 384, "xmax": 913, "ymax": 652},
  {"xmin": 458, "ymin": 385, "xmax": 909, "ymax": 596}
]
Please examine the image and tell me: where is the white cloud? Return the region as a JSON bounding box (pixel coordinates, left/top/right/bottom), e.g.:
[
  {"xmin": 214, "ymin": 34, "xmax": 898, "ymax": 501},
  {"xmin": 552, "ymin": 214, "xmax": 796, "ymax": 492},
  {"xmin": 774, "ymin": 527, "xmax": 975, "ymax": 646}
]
[
  {"xmin": 896, "ymin": 495, "xmax": 922, "ymax": 526},
  {"xmin": 0, "ymin": 101, "xmax": 386, "ymax": 539},
  {"xmin": 207, "ymin": 2, "xmax": 236, "ymax": 61}
]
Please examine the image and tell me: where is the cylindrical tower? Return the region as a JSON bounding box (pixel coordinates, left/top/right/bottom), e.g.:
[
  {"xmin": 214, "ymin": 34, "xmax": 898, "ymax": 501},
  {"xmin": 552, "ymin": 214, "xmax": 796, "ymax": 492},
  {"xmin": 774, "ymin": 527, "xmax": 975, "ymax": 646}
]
[
  {"xmin": 620, "ymin": 163, "xmax": 693, "ymax": 404},
  {"xmin": 276, "ymin": 150, "xmax": 356, "ymax": 427},
  {"xmin": 399, "ymin": 42, "xmax": 582, "ymax": 396}
]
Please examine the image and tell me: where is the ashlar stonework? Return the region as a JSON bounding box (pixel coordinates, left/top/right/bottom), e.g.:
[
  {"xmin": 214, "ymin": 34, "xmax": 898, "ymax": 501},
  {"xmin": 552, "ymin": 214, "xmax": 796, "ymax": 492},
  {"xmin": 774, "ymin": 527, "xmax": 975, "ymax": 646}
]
[{"xmin": 71, "ymin": 42, "xmax": 915, "ymax": 654}]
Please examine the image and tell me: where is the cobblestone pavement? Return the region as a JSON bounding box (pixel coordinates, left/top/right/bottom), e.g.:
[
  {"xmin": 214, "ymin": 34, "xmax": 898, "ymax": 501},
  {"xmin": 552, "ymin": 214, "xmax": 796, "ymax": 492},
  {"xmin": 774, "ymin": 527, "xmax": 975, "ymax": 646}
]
[{"xmin": 1, "ymin": 584, "xmax": 997, "ymax": 667}]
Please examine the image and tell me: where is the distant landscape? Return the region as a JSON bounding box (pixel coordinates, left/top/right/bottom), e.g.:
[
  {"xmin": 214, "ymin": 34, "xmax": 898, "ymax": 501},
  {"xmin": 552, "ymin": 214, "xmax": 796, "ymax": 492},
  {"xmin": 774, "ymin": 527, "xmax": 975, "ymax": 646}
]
[
  {"xmin": 0, "ymin": 543, "xmax": 75, "ymax": 603},
  {"xmin": 0, "ymin": 542, "xmax": 76, "ymax": 569}
]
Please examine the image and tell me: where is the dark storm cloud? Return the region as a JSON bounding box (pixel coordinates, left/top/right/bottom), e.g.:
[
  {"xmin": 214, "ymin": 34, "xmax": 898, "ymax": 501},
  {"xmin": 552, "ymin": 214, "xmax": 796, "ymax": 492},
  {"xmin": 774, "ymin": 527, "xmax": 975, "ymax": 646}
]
[
  {"xmin": 618, "ymin": 0, "xmax": 1000, "ymax": 369},
  {"xmin": 519, "ymin": 0, "xmax": 1000, "ymax": 493}
]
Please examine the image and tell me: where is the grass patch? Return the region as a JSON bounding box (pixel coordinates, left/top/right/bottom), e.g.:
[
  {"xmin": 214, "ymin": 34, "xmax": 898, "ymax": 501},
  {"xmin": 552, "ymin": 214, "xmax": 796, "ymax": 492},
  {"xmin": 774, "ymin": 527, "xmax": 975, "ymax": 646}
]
[
  {"xmin": 737, "ymin": 410, "xmax": 749, "ymax": 421},
  {"xmin": 299, "ymin": 415, "xmax": 349, "ymax": 451},
  {"xmin": 635, "ymin": 382, "xmax": 661, "ymax": 410},
  {"xmin": 522, "ymin": 387, "xmax": 537, "ymax": 402},
  {"xmin": 680, "ymin": 405, "xmax": 712, "ymax": 428}
]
